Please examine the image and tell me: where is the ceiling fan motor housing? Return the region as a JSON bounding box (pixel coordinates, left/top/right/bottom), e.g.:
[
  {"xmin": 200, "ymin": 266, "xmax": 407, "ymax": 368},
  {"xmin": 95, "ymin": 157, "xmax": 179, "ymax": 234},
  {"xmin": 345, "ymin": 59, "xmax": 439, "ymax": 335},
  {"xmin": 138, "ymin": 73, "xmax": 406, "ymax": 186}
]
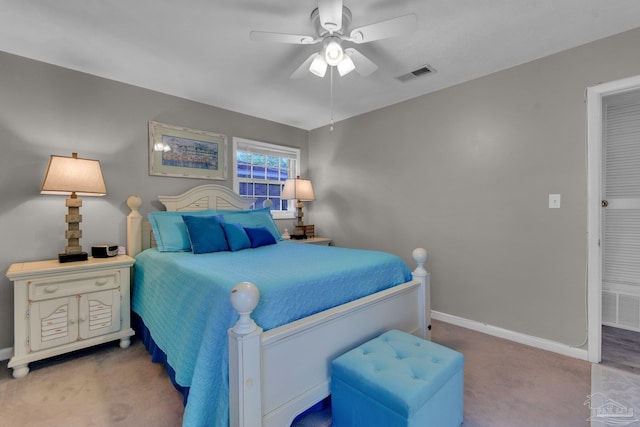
[{"xmin": 311, "ymin": 7, "xmax": 352, "ymax": 37}]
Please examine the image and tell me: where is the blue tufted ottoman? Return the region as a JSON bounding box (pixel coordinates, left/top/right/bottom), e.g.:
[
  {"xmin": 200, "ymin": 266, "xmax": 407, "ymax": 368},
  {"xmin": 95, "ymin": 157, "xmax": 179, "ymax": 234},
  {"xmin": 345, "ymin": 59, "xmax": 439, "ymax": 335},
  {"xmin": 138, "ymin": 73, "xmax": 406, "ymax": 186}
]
[{"xmin": 331, "ymin": 330, "xmax": 464, "ymax": 427}]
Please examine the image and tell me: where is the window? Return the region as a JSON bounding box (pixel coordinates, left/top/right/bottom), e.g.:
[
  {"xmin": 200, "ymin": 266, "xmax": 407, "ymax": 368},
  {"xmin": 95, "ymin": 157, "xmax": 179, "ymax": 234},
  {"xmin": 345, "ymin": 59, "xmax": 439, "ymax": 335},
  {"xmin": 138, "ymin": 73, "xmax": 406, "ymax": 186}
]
[{"xmin": 232, "ymin": 137, "xmax": 300, "ymax": 219}]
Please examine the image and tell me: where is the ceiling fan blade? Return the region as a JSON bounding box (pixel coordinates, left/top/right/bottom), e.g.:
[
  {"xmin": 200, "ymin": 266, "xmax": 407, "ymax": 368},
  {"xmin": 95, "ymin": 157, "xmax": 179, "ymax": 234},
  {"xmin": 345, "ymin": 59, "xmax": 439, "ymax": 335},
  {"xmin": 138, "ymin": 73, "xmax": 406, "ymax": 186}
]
[
  {"xmin": 250, "ymin": 31, "xmax": 318, "ymax": 45},
  {"xmin": 345, "ymin": 48, "xmax": 378, "ymax": 76},
  {"xmin": 349, "ymin": 13, "xmax": 417, "ymax": 44},
  {"xmin": 317, "ymin": 0, "xmax": 343, "ymax": 32},
  {"xmin": 290, "ymin": 53, "xmax": 317, "ymax": 79}
]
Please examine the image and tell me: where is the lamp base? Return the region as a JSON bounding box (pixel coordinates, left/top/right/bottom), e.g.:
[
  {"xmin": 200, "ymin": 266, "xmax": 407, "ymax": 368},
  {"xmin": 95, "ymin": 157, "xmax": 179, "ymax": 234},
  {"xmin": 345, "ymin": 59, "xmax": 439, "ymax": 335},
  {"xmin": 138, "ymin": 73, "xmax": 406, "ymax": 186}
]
[{"xmin": 58, "ymin": 252, "xmax": 89, "ymax": 263}]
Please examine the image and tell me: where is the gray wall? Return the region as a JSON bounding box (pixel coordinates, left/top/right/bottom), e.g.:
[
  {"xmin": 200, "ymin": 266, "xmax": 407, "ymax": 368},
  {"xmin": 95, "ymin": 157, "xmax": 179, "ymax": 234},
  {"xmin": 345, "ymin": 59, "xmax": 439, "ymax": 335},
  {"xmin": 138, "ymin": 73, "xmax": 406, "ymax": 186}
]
[
  {"xmin": 308, "ymin": 28, "xmax": 640, "ymax": 346},
  {"xmin": 0, "ymin": 52, "xmax": 308, "ymax": 349},
  {"xmin": 2, "ymin": 26, "xmax": 639, "ymax": 353}
]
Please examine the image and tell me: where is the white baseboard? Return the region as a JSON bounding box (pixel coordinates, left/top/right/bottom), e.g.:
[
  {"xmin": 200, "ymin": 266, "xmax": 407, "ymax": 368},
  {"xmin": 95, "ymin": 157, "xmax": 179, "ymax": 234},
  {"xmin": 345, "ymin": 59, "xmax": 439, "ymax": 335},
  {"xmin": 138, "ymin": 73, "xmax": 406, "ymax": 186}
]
[
  {"xmin": 0, "ymin": 347, "xmax": 12, "ymax": 362},
  {"xmin": 432, "ymin": 311, "xmax": 589, "ymax": 361}
]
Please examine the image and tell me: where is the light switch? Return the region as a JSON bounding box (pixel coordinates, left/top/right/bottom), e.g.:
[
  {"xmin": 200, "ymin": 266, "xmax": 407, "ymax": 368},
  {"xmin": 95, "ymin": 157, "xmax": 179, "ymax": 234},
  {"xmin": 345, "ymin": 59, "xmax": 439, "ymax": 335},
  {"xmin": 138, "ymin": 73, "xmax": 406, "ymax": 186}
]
[{"xmin": 549, "ymin": 194, "xmax": 561, "ymax": 209}]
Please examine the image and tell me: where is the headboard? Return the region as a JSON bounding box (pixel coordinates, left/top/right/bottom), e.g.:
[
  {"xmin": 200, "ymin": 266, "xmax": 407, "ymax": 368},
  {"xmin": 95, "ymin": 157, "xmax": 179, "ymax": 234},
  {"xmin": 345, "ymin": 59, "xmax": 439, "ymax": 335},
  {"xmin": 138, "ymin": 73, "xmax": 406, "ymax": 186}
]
[{"xmin": 127, "ymin": 184, "xmax": 255, "ymax": 257}]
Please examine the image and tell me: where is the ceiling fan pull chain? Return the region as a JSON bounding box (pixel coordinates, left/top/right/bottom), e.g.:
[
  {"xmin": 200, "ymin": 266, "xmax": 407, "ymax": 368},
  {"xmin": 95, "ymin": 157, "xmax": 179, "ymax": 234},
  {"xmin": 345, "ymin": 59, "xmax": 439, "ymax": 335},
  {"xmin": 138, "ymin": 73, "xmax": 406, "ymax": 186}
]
[{"xmin": 330, "ymin": 66, "xmax": 335, "ymax": 131}]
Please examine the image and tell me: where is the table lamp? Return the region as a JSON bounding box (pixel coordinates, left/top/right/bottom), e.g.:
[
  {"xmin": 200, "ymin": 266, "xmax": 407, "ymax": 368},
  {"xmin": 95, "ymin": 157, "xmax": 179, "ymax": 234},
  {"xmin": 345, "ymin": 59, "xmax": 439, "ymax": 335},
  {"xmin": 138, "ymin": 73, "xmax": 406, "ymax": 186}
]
[
  {"xmin": 41, "ymin": 153, "xmax": 107, "ymax": 262},
  {"xmin": 282, "ymin": 176, "xmax": 315, "ymax": 236}
]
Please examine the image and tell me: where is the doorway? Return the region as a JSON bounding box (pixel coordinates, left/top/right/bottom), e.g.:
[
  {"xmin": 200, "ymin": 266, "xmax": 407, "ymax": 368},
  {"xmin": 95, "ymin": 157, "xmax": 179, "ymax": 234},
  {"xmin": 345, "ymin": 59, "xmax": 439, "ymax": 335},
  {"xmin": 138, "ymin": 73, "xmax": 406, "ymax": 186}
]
[{"xmin": 587, "ymin": 75, "xmax": 640, "ymax": 363}]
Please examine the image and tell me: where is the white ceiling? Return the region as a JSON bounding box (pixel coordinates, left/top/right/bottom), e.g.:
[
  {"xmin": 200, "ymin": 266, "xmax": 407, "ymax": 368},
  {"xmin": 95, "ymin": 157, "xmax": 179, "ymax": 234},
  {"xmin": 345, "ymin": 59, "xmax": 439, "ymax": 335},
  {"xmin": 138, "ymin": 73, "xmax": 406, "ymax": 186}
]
[{"xmin": 1, "ymin": 1, "xmax": 639, "ymax": 130}]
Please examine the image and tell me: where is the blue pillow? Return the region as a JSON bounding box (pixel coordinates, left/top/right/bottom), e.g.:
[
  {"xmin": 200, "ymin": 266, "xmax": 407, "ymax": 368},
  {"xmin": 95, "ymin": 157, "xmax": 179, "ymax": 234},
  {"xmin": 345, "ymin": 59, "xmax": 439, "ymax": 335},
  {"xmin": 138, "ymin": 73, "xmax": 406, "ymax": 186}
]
[
  {"xmin": 245, "ymin": 226, "xmax": 277, "ymax": 248},
  {"xmin": 221, "ymin": 223, "xmax": 251, "ymax": 251},
  {"xmin": 219, "ymin": 207, "xmax": 281, "ymax": 241},
  {"xmin": 148, "ymin": 210, "xmax": 217, "ymax": 252},
  {"xmin": 182, "ymin": 215, "xmax": 229, "ymax": 254}
]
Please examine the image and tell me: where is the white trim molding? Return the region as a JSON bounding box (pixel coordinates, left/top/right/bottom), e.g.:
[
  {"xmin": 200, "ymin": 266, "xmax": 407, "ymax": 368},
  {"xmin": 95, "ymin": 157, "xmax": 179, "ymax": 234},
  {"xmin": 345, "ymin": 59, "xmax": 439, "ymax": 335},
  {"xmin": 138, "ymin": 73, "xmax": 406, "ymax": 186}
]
[
  {"xmin": 432, "ymin": 311, "xmax": 589, "ymax": 361},
  {"xmin": 0, "ymin": 347, "xmax": 12, "ymax": 361}
]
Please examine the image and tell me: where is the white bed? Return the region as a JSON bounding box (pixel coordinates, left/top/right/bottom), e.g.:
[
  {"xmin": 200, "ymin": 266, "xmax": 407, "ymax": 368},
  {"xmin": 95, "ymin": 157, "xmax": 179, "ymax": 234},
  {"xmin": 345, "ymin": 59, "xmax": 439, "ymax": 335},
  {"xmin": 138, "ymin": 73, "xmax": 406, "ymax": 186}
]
[{"xmin": 126, "ymin": 184, "xmax": 431, "ymax": 427}]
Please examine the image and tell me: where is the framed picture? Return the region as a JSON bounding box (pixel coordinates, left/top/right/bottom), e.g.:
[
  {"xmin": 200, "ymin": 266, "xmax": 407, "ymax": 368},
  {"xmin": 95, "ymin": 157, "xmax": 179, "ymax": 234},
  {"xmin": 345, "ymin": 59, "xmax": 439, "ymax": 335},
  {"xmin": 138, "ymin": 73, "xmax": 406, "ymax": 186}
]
[{"xmin": 148, "ymin": 121, "xmax": 227, "ymax": 180}]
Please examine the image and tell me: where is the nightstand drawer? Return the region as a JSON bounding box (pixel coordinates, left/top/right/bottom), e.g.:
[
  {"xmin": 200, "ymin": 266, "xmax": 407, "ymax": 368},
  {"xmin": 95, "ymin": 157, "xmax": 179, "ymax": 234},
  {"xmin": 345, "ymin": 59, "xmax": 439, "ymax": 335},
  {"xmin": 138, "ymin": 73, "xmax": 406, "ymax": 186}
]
[{"xmin": 29, "ymin": 271, "xmax": 120, "ymax": 301}]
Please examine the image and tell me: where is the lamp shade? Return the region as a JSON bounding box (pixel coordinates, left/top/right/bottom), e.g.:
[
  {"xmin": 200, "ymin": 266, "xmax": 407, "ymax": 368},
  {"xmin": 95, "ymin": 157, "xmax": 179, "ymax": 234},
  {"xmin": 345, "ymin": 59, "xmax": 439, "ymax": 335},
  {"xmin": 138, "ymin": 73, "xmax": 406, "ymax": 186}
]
[
  {"xmin": 309, "ymin": 54, "xmax": 328, "ymax": 78},
  {"xmin": 41, "ymin": 153, "xmax": 107, "ymax": 196},
  {"xmin": 282, "ymin": 177, "xmax": 315, "ymax": 201},
  {"xmin": 337, "ymin": 54, "xmax": 355, "ymax": 76}
]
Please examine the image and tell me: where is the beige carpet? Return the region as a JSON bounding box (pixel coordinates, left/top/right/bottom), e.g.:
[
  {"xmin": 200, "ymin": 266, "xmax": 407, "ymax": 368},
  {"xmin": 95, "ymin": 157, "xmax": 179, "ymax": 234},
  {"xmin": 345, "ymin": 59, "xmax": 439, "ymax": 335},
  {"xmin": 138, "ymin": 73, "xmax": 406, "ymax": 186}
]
[
  {"xmin": 433, "ymin": 320, "xmax": 592, "ymax": 427},
  {"xmin": 0, "ymin": 342, "xmax": 184, "ymax": 426},
  {"xmin": 0, "ymin": 319, "xmax": 611, "ymax": 427}
]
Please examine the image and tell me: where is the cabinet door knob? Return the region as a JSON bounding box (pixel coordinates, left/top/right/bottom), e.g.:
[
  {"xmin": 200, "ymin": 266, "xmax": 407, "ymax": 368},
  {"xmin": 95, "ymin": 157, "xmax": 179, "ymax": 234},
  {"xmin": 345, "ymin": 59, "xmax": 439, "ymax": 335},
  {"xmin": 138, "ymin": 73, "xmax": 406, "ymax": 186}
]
[
  {"xmin": 602, "ymin": 200, "xmax": 609, "ymax": 207},
  {"xmin": 44, "ymin": 286, "xmax": 58, "ymax": 293}
]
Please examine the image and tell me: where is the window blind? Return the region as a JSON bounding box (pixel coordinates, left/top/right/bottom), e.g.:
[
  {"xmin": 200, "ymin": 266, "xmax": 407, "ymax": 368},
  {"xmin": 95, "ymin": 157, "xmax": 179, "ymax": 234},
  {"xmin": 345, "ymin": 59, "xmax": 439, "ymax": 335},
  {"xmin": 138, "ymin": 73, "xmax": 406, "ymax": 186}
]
[{"xmin": 235, "ymin": 140, "xmax": 298, "ymax": 160}]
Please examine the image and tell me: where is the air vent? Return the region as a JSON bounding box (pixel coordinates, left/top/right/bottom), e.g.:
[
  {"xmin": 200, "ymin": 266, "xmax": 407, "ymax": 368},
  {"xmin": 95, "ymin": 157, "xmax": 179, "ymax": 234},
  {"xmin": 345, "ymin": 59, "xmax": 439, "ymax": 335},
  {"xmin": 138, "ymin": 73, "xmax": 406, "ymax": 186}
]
[
  {"xmin": 397, "ymin": 65, "xmax": 435, "ymax": 83},
  {"xmin": 602, "ymin": 289, "xmax": 640, "ymax": 331}
]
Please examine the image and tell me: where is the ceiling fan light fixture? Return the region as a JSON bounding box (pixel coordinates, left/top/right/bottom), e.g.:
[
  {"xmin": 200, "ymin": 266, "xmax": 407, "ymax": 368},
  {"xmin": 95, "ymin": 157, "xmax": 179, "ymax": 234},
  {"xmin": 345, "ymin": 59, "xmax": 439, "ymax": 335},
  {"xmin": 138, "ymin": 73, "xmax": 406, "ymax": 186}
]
[
  {"xmin": 324, "ymin": 37, "xmax": 343, "ymax": 66},
  {"xmin": 309, "ymin": 53, "xmax": 328, "ymax": 77},
  {"xmin": 337, "ymin": 54, "xmax": 355, "ymax": 76}
]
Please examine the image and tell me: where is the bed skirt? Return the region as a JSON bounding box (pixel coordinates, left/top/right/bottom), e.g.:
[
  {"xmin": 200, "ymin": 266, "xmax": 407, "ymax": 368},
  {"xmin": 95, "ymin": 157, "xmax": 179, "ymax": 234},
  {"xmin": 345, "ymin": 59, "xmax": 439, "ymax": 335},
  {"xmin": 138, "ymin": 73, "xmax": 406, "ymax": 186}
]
[{"xmin": 132, "ymin": 312, "xmax": 190, "ymax": 405}]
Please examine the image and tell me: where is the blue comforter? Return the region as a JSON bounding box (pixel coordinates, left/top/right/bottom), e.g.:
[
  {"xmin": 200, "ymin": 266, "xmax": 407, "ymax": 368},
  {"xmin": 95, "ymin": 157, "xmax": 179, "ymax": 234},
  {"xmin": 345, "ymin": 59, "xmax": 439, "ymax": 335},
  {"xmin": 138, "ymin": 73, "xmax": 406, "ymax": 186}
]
[{"xmin": 132, "ymin": 241, "xmax": 412, "ymax": 427}]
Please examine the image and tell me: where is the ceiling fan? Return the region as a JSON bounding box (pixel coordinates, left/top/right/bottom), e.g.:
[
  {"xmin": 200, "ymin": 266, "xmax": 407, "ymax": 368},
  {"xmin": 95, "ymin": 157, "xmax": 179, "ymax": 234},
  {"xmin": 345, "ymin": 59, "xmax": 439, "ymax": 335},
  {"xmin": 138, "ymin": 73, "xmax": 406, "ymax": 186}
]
[{"xmin": 249, "ymin": 0, "xmax": 417, "ymax": 79}]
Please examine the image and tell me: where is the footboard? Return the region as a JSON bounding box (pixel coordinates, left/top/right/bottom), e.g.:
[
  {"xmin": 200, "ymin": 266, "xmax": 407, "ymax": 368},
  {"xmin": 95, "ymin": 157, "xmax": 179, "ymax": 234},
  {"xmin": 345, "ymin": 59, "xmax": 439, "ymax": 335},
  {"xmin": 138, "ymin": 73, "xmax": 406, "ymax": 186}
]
[{"xmin": 228, "ymin": 249, "xmax": 430, "ymax": 427}]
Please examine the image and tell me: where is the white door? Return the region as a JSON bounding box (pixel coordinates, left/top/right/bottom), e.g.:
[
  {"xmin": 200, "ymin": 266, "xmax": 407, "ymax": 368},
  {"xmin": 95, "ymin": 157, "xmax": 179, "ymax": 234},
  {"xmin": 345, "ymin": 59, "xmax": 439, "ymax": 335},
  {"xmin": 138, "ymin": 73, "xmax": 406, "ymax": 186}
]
[
  {"xmin": 601, "ymin": 90, "xmax": 640, "ymax": 332},
  {"xmin": 587, "ymin": 74, "xmax": 640, "ymax": 363}
]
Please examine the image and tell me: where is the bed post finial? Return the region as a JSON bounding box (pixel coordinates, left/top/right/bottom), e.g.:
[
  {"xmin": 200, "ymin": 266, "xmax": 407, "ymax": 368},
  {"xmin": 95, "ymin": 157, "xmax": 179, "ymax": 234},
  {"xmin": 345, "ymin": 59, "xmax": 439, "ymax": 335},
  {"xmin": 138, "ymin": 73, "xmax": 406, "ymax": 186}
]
[
  {"xmin": 230, "ymin": 282, "xmax": 260, "ymax": 334},
  {"xmin": 127, "ymin": 195, "xmax": 142, "ymax": 212},
  {"xmin": 412, "ymin": 248, "xmax": 428, "ymax": 276}
]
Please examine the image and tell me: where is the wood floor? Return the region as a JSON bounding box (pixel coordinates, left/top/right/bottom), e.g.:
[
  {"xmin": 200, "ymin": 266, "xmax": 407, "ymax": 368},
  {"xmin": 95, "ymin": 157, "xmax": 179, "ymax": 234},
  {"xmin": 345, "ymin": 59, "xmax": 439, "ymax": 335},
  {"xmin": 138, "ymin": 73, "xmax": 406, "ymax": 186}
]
[{"xmin": 601, "ymin": 325, "xmax": 640, "ymax": 374}]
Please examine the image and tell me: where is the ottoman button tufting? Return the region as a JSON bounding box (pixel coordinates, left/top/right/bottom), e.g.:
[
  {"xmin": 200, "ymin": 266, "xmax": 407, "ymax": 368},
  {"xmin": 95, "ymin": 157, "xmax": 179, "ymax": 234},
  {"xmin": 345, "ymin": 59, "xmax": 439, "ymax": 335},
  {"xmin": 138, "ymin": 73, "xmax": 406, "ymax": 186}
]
[{"xmin": 331, "ymin": 329, "xmax": 464, "ymax": 427}]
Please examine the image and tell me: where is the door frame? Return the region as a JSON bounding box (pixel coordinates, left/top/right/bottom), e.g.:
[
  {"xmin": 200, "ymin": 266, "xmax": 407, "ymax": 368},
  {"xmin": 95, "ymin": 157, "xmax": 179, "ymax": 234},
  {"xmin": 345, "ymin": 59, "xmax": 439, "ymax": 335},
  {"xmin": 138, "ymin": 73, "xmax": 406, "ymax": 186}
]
[{"xmin": 587, "ymin": 74, "xmax": 640, "ymax": 363}]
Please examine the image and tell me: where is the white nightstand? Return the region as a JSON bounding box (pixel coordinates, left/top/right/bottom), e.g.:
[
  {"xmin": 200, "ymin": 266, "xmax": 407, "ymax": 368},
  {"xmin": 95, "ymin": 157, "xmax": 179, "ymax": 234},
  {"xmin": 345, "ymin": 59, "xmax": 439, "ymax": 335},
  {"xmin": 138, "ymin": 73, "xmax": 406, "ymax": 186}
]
[
  {"xmin": 291, "ymin": 237, "xmax": 332, "ymax": 246},
  {"xmin": 6, "ymin": 255, "xmax": 135, "ymax": 378}
]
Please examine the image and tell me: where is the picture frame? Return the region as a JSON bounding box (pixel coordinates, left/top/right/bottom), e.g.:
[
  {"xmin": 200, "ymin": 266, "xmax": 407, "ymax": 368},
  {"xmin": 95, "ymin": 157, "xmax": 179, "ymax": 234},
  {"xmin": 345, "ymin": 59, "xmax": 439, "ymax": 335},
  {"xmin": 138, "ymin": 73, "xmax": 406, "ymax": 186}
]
[{"xmin": 148, "ymin": 121, "xmax": 228, "ymax": 180}]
